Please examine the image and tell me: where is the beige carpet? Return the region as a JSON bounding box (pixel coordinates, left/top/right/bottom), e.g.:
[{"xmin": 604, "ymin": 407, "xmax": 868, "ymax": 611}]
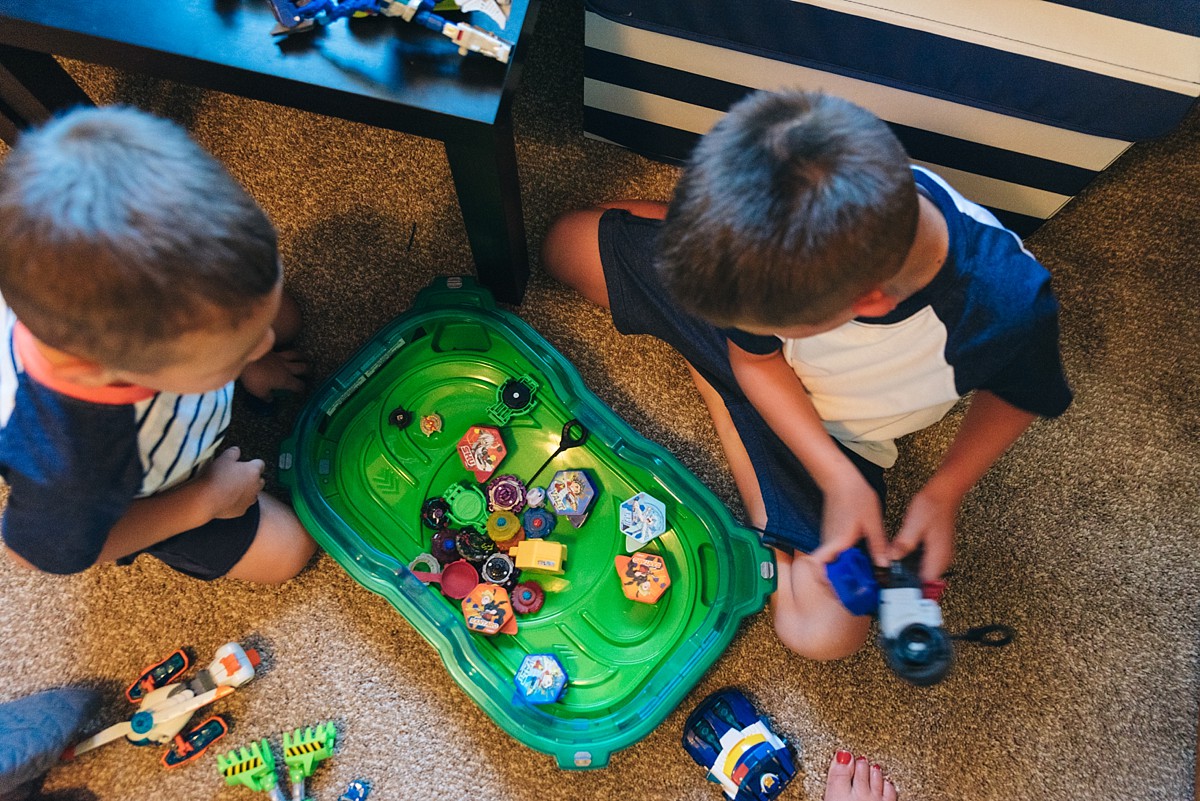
[{"xmin": 2, "ymin": 3, "xmax": 1198, "ymax": 800}]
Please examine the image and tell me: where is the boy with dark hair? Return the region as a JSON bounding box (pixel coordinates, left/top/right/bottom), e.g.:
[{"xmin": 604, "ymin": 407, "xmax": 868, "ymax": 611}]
[
  {"xmin": 0, "ymin": 105, "xmax": 315, "ymax": 583},
  {"xmin": 543, "ymin": 89, "xmax": 1071, "ymax": 660}
]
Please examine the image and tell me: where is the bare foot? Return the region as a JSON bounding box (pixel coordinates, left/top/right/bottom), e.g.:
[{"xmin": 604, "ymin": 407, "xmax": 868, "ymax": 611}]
[{"xmin": 824, "ymin": 751, "xmax": 898, "ymax": 801}]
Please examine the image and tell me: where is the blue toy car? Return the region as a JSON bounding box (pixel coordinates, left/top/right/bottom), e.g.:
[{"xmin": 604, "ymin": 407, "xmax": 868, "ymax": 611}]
[{"xmin": 682, "ymin": 688, "xmax": 797, "ymax": 801}]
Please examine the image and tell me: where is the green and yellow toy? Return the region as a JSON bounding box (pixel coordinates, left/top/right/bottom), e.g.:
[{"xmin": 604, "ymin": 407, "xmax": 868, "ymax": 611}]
[
  {"xmin": 217, "ymin": 739, "xmax": 284, "ymax": 801},
  {"xmin": 283, "ymin": 722, "xmax": 338, "ymax": 801},
  {"xmin": 217, "ymin": 722, "xmax": 337, "ymax": 801}
]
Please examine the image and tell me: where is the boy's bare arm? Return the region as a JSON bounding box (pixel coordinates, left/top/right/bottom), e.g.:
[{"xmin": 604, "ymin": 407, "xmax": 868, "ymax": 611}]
[
  {"xmin": 727, "ymin": 341, "xmax": 890, "ymax": 566},
  {"xmin": 3, "ymin": 487, "xmax": 226, "ymax": 571},
  {"xmin": 891, "ymin": 390, "xmax": 1037, "ymax": 580},
  {"xmin": 95, "ymin": 447, "xmax": 265, "ymax": 564}
]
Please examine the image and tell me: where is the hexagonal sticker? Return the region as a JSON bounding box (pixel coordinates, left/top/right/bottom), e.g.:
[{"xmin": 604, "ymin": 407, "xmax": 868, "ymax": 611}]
[
  {"xmin": 615, "ymin": 551, "xmax": 671, "ymax": 604},
  {"xmin": 457, "ymin": 425, "xmax": 507, "ymax": 482},
  {"xmin": 514, "ymin": 653, "xmax": 567, "ymax": 704},
  {"xmin": 619, "ymin": 492, "xmax": 667, "ymax": 551},
  {"xmin": 546, "ymin": 469, "xmax": 596, "ymax": 526}
]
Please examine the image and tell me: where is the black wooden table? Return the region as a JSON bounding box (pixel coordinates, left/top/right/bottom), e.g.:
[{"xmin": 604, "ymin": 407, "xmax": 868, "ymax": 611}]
[{"xmin": 0, "ymin": 0, "xmax": 540, "ymax": 303}]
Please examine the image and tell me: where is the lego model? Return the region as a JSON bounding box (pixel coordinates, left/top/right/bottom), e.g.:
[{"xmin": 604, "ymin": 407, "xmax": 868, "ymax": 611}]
[
  {"xmin": 63, "ymin": 642, "xmax": 259, "ymax": 769},
  {"xmin": 267, "ymin": 0, "xmax": 514, "ymax": 63},
  {"xmin": 681, "ymin": 688, "xmax": 797, "ymax": 801}
]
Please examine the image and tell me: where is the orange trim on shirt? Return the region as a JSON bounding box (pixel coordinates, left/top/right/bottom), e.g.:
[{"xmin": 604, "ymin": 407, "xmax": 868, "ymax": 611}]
[{"xmin": 13, "ymin": 323, "xmax": 157, "ymax": 405}]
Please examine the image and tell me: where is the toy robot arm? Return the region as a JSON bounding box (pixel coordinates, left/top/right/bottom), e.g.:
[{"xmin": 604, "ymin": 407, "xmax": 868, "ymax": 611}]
[
  {"xmin": 63, "ymin": 720, "xmax": 136, "ymax": 760},
  {"xmin": 440, "ymin": 20, "xmax": 511, "ymax": 62}
]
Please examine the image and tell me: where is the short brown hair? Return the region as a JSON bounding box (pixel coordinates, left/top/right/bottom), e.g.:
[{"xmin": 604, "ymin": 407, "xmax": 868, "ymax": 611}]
[
  {"xmin": 0, "ymin": 105, "xmax": 279, "ymax": 371},
  {"xmin": 658, "ymin": 90, "xmax": 918, "ymax": 328}
]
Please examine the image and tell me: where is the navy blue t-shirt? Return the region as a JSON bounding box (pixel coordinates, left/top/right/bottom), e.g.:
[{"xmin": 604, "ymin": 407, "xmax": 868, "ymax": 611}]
[
  {"xmin": 725, "ymin": 167, "xmax": 1072, "ymax": 467},
  {"xmin": 0, "ymin": 304, "xmax": 234, "ymax": 574}
]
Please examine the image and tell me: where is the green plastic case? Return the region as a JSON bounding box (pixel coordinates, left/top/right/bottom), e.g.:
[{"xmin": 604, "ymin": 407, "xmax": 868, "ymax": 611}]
[{"xmin": 279, "ymin": 277, "xmax": 774, "ymax": 768}]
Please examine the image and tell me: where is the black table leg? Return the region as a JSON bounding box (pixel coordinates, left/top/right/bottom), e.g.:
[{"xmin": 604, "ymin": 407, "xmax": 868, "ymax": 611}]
[
  {"xmin": 0, "ymin": 44, "xmax": 92, "ymax": 145},
  {"xmin": 444, "ymin": 116, "xmax": 528, "ymax": 305}
]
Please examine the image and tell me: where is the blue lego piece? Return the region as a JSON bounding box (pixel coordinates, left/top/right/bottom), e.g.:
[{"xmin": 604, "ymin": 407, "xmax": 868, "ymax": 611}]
[{"xmin": 825, "ymin": 548, "xmax": 880, "ymax": 616}]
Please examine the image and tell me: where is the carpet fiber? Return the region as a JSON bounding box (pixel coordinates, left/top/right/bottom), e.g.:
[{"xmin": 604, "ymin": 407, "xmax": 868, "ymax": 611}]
[{"xmin": 1, "ymin": 3, "xmax": 1198, "ymax": 800}]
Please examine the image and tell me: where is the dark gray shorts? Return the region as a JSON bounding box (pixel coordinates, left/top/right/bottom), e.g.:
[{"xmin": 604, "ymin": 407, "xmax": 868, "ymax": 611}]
[
  {"xmin": 597, "ymin": 208, "xmax": 885, "ymax": 553},
  {"xmin": 117, "ymin": 500, "xmax": 260, "ymax": 580}
]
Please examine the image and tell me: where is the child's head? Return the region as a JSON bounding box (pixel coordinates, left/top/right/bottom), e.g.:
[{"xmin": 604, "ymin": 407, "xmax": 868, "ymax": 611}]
[
  {"xmin": 0, "ymin": 105, "xmax": 280, "ymax": 391},
  {"xmin": 658, "ymin": 90, "xmax": 919, "ymax": 331}
]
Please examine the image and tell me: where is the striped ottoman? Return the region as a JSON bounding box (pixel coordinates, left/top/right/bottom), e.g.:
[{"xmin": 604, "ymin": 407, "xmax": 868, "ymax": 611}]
[{"xmin": 583, "ymin": 0, "xmax": 1200, "ymax": 234}]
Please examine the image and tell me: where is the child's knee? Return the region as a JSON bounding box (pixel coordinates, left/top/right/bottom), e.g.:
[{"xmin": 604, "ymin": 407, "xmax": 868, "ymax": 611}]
[
  {"xmin": 772, "ymin": 598, "xmax": 870, "ymax": 661},
  {"xmin": 540, "ymin": 209, "xmax": 605, "ymax": 291},
  {"xmin": 225, "ymin": 495, "xmax": 316, "ymax": 585},
  {"xmin": 273, "ymin": 289, "xmax": 303, "ymax": 346}
]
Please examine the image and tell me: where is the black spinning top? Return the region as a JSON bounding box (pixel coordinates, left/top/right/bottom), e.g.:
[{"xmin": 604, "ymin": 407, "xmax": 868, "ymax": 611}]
[{"xmin": 499, "ymin": 379, "xmax": 533, "ymax": 410}]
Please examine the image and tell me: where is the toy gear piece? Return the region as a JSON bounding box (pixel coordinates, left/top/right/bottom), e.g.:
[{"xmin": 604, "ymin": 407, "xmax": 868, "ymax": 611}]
[
  {"xmin": 455, "ymin": 527, "xmax": 497, "ymax": 562},
  {"xmin": 481, "ymin": 553, "xmax": 520, "ymax": 590},
  {"xmin": 420, "ymin": 497, "xmax": 452, "ymax": 530},
  {"xmin": 521, "ymin": 507, "xmax": 555, "ymax": 539},
  {"xmin": 487, "ymin": 375, "xmax": 538, "ymax": 425},
  {"xmin": 486, "ymin": 474, "xmax": 527, "ymax": 513},
  {"xmin": 511, "ymin": 581, "xmax": 545, "ymax": 615},
  {"xmin": 431, "ymin": 528, "xmax": 459, "ymax": 564}
]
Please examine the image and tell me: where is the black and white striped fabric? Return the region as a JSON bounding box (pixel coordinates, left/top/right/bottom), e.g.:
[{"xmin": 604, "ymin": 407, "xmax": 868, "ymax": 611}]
[{"xmin": 584, "ymin": 0, "xmax": 1200, "ymax": 234}]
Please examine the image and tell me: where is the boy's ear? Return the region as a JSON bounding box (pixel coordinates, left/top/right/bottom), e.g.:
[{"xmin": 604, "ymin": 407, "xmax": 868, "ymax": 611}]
[{"xmin": 850, "ymin": 288, "xmax": 900, "ymax": 318}]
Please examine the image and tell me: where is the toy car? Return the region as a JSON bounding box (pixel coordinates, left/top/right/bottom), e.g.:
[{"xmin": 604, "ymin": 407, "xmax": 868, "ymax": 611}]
[
  {"xmin": 682, "ymin": 688, "xmax": 797, "ymax": 801},
  {"xmin": 826, "ymin": 550, "xmax": 954, "ymax": 686}
]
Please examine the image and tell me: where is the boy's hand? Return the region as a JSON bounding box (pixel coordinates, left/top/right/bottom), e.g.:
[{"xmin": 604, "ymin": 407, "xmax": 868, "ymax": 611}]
[
  {"xmin": 890, "ymin": 483, "xmax": 960, "ymax": 581},
  {"xmin": 239, "ymin": 349, "xmax": 307, "ymax": 401},
  {"xmin": 888, "ymin": 392, "xmax": 1038, "ymax": 582},
  {"xmin": 201, "ymin": 447, "xmax": 266, "ymax": 520},
  {"xmin": 810, "ymin": 471, "xmax": 889, "ymax": 568}
]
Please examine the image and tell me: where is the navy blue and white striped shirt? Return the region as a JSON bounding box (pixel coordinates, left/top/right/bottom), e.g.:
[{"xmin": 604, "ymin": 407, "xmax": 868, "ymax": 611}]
[{"xmin": 0, "ymin": 300, "xmax": 232, "ymax": 573}]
